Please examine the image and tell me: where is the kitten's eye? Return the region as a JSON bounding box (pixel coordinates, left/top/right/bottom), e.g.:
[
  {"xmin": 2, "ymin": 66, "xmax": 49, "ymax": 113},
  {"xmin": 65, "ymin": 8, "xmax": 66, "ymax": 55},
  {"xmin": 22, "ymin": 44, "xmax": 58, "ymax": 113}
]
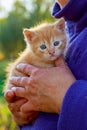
[
  {"xmin": 40, "ymin": 44, "xmax": 47, "ymax": 50},
  {"xmin": 54, "ymin": 41, "xmax": 60, "ymax": 46}
]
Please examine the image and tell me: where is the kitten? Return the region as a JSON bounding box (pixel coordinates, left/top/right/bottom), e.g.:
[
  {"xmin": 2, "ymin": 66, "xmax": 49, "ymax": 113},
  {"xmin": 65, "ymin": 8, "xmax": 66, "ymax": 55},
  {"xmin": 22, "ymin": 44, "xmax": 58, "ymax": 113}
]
[
  {"xmin": 4, "ymin": 18, "xmax": 67, "ymax": 92},
  {"xmin": 5, "ymin": 18, "xmax": 67, "ymax": 123},
  {"xmin": 4, "ymin": 18, "xmax": 67, "ymax": 125}
]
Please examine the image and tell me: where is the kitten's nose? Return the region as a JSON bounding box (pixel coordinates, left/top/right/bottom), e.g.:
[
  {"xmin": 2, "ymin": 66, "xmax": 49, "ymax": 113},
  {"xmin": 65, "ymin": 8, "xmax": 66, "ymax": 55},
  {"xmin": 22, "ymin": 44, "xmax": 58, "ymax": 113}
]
[{"xmin": 49, "ymin": 50, "xmax": 55, "ymax": 56}]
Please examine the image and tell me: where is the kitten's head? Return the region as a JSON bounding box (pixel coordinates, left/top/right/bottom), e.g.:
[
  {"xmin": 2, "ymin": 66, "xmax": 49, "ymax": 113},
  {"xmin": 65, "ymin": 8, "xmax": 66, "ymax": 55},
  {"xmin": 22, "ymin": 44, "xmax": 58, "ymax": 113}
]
[{"xmin": 23, "ymin": 18, "xmax": 67, "ymax": 61}]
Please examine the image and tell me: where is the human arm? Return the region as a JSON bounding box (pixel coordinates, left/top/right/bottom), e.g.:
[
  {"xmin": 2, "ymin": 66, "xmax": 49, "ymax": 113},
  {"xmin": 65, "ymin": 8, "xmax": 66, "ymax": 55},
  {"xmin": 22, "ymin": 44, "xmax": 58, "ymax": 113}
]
[
  {"xmin": 57, "ymin": 80, "xmax": 87, "ymax": 130},
  {"xmin": 52, "ymin": 0, "xmax": 87, "ymax": 130},
  {"xmin": 8, "ymin": 55, "xmax": 87, "ymax": 130}
]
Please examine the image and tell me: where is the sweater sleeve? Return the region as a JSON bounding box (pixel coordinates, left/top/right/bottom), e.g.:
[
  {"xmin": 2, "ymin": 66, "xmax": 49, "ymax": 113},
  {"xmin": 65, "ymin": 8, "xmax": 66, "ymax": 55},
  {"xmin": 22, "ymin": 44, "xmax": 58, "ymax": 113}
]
[
  {"xmin": 52, "ymin": 1, "xmax": 87, "ymax": 130},
  {"xmin": 58, "ymin": 80, "xmax": 87, "ymax": 130}
]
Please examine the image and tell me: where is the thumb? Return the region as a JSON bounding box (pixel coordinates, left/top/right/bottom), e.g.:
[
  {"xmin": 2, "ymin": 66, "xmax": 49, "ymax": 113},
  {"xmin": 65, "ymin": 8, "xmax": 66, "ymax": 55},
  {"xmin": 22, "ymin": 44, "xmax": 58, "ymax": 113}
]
[
  {"xmin": 55, "ymin": 56, "xmax": 66, "ymax": 67},
  {"xmin": 21, "ymin": 102, "xmax": 34, "ymax": 113}
]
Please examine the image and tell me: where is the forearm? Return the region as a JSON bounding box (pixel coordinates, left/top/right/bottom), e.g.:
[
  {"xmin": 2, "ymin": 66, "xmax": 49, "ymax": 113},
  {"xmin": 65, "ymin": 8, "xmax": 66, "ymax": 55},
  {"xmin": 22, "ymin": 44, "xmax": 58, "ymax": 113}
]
[{"xmin": 58, "ymin": 80, "xmax": 87, "ymax": 130}]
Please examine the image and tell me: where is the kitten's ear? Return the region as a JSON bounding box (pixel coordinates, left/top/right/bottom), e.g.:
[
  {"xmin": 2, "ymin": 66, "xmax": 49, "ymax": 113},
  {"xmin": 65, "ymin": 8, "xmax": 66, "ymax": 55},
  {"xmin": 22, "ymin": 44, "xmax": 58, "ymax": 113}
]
[
  {"xmin": 54, "ymin": 18, "xmax": 65, "ymax": 32},
  {"xmin": 23, "ymin": 29, "xmax": 36, "ymax": 42}
]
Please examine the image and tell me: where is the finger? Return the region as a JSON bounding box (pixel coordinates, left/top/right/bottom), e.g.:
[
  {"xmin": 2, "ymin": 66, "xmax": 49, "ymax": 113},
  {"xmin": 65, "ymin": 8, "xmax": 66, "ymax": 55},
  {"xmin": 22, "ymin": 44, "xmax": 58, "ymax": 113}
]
[
  {"xmin": 55, "ymin": 56, "xmax": 66, "ymax": 66},
  {"xmin": 13, "ymin": 111, "xmax": 39, "ymax": 125},
  {"xmin": 10, "ymin": 76, "xmax": 29, "ymax": 87},
  {"xmin": 19, "ymin": 111, "xmax": 39, "ymax": 122},
  {"xmin": 21, "ymin": 102, "xmax": 34, "ymax": 113},
  {"xmin": 21, "ymin": 100, "xmax": 40, "ymax": 113},
  {"xmin": 8, "ymin": 98, "xmax": 27, "ymax": 112},
  {"xmin": 11, "ymin": 87, "xmax": 26, "ymax": 97},
  {"xmin": 16, "ymin": 63, "xmax": 36, "ymax": 76},
  {"xmin": 4, "ymin": 90, "xmax": 16, "ymax": 103}
]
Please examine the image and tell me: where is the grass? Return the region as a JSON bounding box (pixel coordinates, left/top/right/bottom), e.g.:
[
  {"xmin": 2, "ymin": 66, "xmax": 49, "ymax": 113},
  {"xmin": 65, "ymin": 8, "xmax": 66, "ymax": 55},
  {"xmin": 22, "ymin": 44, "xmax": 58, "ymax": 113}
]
[
  {"xmin": 0, "ymin": 59, "xmax": 19, "ymax": 130},
  {"xmin": 0, "ymin": 59, "xmax": 9, "ymax": 77},
  {"xmin": 0, "ymin": 59, "xmax": 10, "ymax": 102},
  {"xmin": 0, "ymin": 103, "xmax": 19, "ymax": 130}
]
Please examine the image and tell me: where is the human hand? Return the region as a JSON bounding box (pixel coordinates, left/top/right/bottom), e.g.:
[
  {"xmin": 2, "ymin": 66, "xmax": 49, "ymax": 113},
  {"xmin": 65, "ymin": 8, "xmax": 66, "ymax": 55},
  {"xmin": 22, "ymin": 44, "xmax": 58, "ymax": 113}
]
[
  {"xmin": 10, "ymin": 57, "xmax": 76, "ymax": 114},
  {"xmin": 4, "ymin": 91, "xmax": 39, "ymax": 125}
]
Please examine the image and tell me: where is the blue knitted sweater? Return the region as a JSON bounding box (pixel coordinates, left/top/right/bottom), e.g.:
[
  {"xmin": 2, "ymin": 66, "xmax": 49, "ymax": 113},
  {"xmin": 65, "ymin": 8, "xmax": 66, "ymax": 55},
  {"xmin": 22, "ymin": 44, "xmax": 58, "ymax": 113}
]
[{"xmin": 20, "ymin": 0, "xmax": 87, "ymax": 129}]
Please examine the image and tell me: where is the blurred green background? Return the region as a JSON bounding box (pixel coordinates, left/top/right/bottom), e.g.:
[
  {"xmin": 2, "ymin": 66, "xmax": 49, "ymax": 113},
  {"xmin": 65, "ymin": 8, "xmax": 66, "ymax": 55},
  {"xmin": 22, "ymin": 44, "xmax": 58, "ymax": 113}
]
[{"xmin": 0, "ymin": 0, "xmax": 54, "ymax": 129}]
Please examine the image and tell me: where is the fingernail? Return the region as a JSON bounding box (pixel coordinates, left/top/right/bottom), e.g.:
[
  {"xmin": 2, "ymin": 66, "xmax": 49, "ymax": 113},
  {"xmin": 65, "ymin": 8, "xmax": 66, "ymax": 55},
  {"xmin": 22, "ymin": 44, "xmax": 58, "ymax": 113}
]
[
  {"xmin": 9, "ymin": 76, "xmax": 16, "ymax": 81},
  {"xmin": 11, "ymin": 87, "xmax": 16, "ymax": 91},
  {"xmin": 6, "ymin": 90, "xmax": 14, "ymax": 97},
  {"xmin": 16, "ymin": 63, "xmax": 25, "ymax": 69}
]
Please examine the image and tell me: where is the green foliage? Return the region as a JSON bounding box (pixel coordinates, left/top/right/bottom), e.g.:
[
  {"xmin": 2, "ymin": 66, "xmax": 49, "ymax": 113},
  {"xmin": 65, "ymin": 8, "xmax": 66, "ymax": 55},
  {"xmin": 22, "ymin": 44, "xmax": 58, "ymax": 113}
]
[
  {"xmin": 0, "ymin": 60, "xmax": 9, "ymax": 77},
  {"xmin": 0, "ymin": 0, "xmax": 54, "ymax": 59},
  {"xmin": 29, "ymin": 0, "xmax": 54, "ymax": 25},
  {"xmin": 0, "ymin": 103, "xmax": 19, "ymax": 130},
  {"xmin": 0, "ymin": 1, "xmax": 27, "ymax": 59},
  {"xmin": 0, "ymin": 60, "xmax": 18, "ymax": 129},
  {"xmin": 0, "ymin": 60, "xmax": 10, "ymax": 98}
]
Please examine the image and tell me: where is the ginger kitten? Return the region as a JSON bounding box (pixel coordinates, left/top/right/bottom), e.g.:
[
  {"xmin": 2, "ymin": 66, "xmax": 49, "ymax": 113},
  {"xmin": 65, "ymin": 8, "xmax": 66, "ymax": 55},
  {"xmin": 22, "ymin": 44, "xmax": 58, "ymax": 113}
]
[
  {"xmin": 5, "ymin": 18, "xmax": 67, "ymax": 93},
  {"xmin": 4, "ymin": 18, "xmax": 67, "ymax": 125}
]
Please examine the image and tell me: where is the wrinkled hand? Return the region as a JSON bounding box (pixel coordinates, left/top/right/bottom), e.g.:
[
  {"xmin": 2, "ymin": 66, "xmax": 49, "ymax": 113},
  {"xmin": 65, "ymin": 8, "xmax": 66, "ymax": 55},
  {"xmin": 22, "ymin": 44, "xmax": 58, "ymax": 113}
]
[
  {"xmin": 9, "ymin": 58, "xmax": 76, "ymax": 114},
  {"xmin": 4, "ymin": 91, "xmax": 39, "ymax": 125}
]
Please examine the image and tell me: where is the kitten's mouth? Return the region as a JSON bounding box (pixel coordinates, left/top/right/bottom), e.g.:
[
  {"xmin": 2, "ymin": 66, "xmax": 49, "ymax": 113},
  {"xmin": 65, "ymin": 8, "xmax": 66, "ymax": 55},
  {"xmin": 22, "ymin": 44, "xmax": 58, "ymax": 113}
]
[{"xmin": 50, "ymin": 56, "xmax": 57, "ymax": 60}]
